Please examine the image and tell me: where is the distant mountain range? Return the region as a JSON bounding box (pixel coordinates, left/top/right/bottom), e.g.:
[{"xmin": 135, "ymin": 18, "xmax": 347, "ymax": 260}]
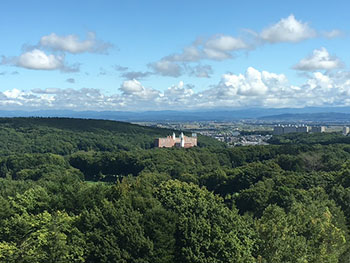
[
  {"xmin": 258, "ymin": 112, "xmax": 350, "ymax": 122},
  {"xmin": 1, "ymin": 107, "xmax": 350, "ymax": 122}
]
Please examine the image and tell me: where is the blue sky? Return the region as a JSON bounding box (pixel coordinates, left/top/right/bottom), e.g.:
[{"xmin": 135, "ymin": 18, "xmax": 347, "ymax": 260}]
[{"xmin": 1, "ymin": 0, "xmax": 349, "ymax": 111}]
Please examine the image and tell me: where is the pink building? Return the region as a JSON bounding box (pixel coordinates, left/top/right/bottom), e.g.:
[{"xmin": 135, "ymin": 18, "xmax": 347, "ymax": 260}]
[{"xmin": 154, "ymin": 132, "xmax": 197, "ymax": 148}]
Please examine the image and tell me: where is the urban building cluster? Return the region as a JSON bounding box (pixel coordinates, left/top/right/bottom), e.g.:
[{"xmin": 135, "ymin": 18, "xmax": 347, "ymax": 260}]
[
  {"xmin": 229, "ymin": 134, "xmax": 272, "ymax": 146},
  {"xmin": 273, "ymin": 125, "xmax": 326, "ymax": 135},
  {"xmin": 154, "ymin": 132, "xmax": 197, "ymax": 148}
]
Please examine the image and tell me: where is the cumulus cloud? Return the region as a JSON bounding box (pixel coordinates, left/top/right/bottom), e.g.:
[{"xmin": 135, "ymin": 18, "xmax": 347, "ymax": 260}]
[
  {"xmin": 305, "ymin": 72, "xmax": 333, "ymax": 91},
  {"xmin": 186, "ymin": 64, "xmax": 213, "ymax": 78},
  {"xmin": 2, "ymin": 67, "xmax": 350, "ymax": 111},
  {"xmin": 119, "ymin": 79, "xmax": 144, "ymax": 94},
  {"xmin": 199, "ymin": 68, "xmax": 350, "ymax": 108},
  {"xmin": 165, "ymin": 46, "xmax": 201, "ymax": 62},
  {"xmin": 119, "ymin": 79, "xmax": 160, "ymax": 100},
  {"xmin": 1, "ymin": 49, "xmax": 79, "ymax": 72},
  {"xmin": 293, "ymin": 47, "xmax": 343, "ymax": 71},
  {"xmin": 148, "ymin": 34, "xmax": 250, "ymax": 77},
  {"xmin": 3, "ymin": 88, "xmax": 22, "ymax": 99},
  {"xmin": 216, "ymin": 67, "xmax": 274, "ymax": 97},
  {"xmin": 163, "ymin": 81, "xmax": 194, "ymax": 101},
  {"xmin": 2, "ymin": 49, "xmax": 62, "ymax": 70},
  {"xmin": 203, "ymin": 35, "xmax": 248, "ymax": 60},
  {"xmin": 296, "ymin": 71, "xmax": 348, "ymax": 106},
  {"xmin": 166, "ymin": 35, "xmax": 248, "ymax": 62},
  {"xmin": 4, "ymin": 87, "xmax": 121, "ymax": 110},
  {"xmin": 202, "ymin": 48, "xmax": 231, "ymax": 60},
  {"xmin": 205, "ymin": 35, "xmax": 248, "ymax": 51},
  {"xmin": 148, "ymin": 60, "xmax": 183, "ymax": 77},
  {"xmin": 17, "ymin": 49, "xmax": 63, "ymax": 70},
  {"xmin": 1, "ymin": 31, "xmax": 112, "ymax": 73},
  {"xmin": 260, "ymin": 14, "xmax": 316, "ymax": 43},
  {"xmin": 150, "ymin": 35, "xmax": 248, "ymax": 76},
  {"xmin": 148, "ymin": 15, "xmax": 340, "ymax": 78},
  {"xmin": 40, "ymin": 32, "xmax": 112, "ymax": 54}
]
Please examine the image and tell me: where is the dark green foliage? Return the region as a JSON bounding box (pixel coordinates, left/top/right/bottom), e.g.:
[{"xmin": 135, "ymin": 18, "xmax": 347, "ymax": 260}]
[
  {"xmin": 155, "ymin": 180, "xmax": 255, "ymax": 263},
  {"xmin": 0, "ymin": 117, "xmax": 224, "ymax": 155},
  {"xmin": 269, "ymin": 132, "xmax": 350, "ymax": 145},
  {"xmin": 1, "ymin": 118, "xmax": 350, "ymax": 262},
  {"xmin": 255, "ymin": 200, "xmax": 347, "ymax": 263}
]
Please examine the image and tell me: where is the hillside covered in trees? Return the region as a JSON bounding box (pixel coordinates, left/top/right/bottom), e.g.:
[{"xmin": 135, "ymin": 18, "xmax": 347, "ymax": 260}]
[
  {"xmin": 0, "ymin": 117, "xmax": 222, "ymax": 155},
  {"xmin": 1, "ymin": 118, "xmax": 350, "ymax": 262}
]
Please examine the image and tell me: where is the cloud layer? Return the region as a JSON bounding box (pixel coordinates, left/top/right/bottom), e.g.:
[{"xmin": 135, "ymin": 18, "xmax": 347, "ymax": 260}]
[
  {"xmin": 148, "ymin": 14, "xmax": 340, "ymax": 78},
  {"xmin": 1, "ymin": 67, "xmax": 350, "ymax": 110},
  {"xmin": 40, "ymin": 32, "xmax": 112, "ymax": 54},
  {"xmin": 1, "ymin": 32, "xmax": 110, "ymax": 72}
]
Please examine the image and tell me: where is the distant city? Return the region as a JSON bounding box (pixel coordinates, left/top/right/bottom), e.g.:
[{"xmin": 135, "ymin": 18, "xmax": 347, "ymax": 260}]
[
  {"xmin": 273, "ymin": 125, "xmax": 325, "ymax": 135},
  {"xmin": 146, "ymin": 121, "xmax": 350, "ymax": 147},
  {"xmin": 273, "ymin": 125, "xmax": 350, "ymax": 136}
]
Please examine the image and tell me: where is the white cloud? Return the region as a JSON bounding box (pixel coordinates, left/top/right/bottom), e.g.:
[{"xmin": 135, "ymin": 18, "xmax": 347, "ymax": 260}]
[
  {"xmin": 304, "ymin": 72, "xmax": 333, "ymax": 91},
  {"xmin": 202, "ymin": 48, "xmax": 231, "ymax": 60},
  {"xmin": 148, "ymin": 15, "xmax": 340, "ymax": 78},
  {"xmin": 293, "ymin": 47, "xmax": 343, "ymax": 71},
  {"xmin": 164, "ymin": 81, "xmax": 193, "ymax": 99},
  {"xmin": 120, "ymin": 79, "xmax": 144, "ymax": 94},
  {"xmin": 260, "ymin": 14, "xmax": 316, "ymax": 43},
  {"xmin": 163, "ymin": 35, "xmax": 247, "ymax": 63},
  {"xmin": 186, "ymin": 64, "xmax": 213, "ymax": 78},
  {"xmin": 298, "ymin": 72, "xmax": 340, "ymax": 106},
  {"xmin": 148, "ymin": 60, "xmax": 182, "ymax": 77},
  {"xmin": 16, "ymin": 49, "xmax": 64, "ymax": 70},
  {"xmin": 31, "ymin": 88, "xmax": 61, "ymax": 94},
  {"xmin": 322, "ymin": 30, "xmax": 342, "ymax": 39},
  {"xmin": 149, "ymin": 35, "xmax": 248, "ymax": 77},
  {"xmin": 2, "ymin": 68, "xmax": 350, "ymax": 111},
  {"xmin": 220, "ymin": 67, "xmax": 269, "ymax": 96},
  {"xmin": 201, "ymin": 67, "xmax": 350, "ymax": 108},
  {"xmin": 1, "ymin": 87, "xmax": 120, "ymax": 110},
  {"xmin": 153, "ymin": 14, "xmax": 338, "ymax": 73},
  {"xmin": 205, "ymin": 35, "xmax": 247, "ymax": 51},
  {"xmin": 1, "ymin": 32, "xmax": 111, "ymax": 72},
  {"xmin": 119, "ymin": 79, "xmax": 160, "ymax": 100},
  {"xmin": 40, "ymin": 32, "xmax": 112, "ymax": 54},
  {"xmin": 201, "ymin": 35, "xmax": 248, "ymax": 61},
  {"xmin": 3, "ymin": 88, "xmax": 22, "ymax": 99},
  {"xmin": 165, "ymin": 46, "xmax": 201, "ymax": 62},
  {"xmin": 1, "ymin": 49, "xmax": 79, "ymax": 72}
]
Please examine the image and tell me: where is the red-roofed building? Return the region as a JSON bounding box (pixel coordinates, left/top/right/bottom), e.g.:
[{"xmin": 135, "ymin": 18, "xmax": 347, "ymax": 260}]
[{"xmin": 154, "ymin": 132, "xmax": 197, "ymax": 148}]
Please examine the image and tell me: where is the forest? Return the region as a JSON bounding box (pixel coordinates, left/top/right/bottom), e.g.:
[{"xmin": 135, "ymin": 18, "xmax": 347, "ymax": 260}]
[{"xmin": 1, "ymin": 117, "xmax": 350, "ymax": 262}]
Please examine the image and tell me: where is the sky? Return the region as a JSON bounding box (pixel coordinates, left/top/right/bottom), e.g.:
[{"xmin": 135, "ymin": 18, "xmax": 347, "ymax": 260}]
[{"xmin": 0, "ymin": 0, "xmax": 350, "ymax": 111}]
